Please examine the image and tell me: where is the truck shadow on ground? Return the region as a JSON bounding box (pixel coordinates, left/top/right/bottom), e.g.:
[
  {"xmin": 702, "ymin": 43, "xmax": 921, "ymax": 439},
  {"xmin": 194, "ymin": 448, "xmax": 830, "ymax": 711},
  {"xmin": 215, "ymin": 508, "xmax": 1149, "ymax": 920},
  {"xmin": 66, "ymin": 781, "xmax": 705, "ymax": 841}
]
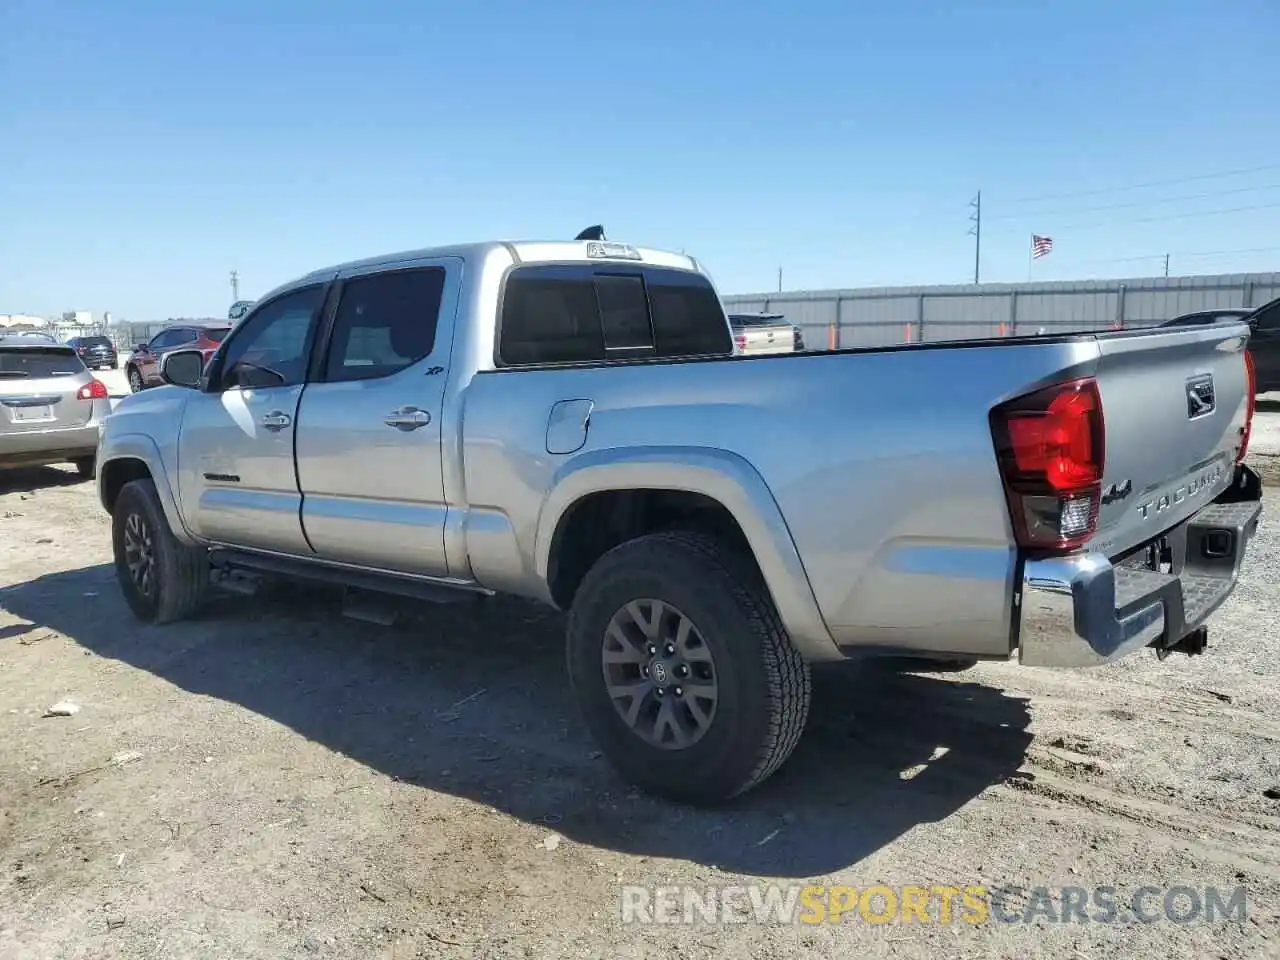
[{"xmin": 1, "ymin": 564, "xmax": 1033, "ymax": 879}]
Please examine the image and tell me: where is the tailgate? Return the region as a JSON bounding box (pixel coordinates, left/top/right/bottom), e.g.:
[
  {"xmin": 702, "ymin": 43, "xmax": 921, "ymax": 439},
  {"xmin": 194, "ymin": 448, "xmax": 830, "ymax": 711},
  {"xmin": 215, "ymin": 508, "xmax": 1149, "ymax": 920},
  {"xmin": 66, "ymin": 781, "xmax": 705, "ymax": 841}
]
[
  {"xmin": 739, "ymin": 323, "xmax": 795, "ymax": 354},
  {"xmin": 1091, "ymin": 321, "xmax": 1251, "ymax": 556}
]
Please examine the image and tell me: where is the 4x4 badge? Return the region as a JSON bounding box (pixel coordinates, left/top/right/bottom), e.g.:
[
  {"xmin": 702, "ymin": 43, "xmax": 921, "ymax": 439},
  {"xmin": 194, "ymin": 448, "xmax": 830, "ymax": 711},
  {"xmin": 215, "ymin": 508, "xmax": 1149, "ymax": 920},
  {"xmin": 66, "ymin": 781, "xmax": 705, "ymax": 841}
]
[{"xmin": 1101, "ymin": 479, "xmax": 1132, "ymax": 505}]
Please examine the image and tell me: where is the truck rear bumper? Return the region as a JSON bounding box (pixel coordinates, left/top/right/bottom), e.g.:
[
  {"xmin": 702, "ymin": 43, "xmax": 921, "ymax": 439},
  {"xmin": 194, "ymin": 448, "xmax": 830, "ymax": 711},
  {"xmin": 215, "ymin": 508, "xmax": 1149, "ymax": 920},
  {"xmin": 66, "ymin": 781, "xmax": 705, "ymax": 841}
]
[{"xmin": 1017, "ymin": 464, "xmax": 1263, "ymax": 668}]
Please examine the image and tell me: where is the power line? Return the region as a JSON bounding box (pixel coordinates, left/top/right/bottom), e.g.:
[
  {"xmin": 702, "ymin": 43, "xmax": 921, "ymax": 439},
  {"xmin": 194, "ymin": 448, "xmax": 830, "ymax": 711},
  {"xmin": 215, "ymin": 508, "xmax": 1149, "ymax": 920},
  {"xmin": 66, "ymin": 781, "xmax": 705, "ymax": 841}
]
[
  {"xmin": 1173, "ymin": 245, "xmax": 1280, "ymax": 260},
  {"xmin": 1005, "ymin": 162, "xmax": 1280, "ymax": 205},
  {"xmin": 1053, "ymin": 246, "xmax": 1280, "ymax": 268},
  {"xmin": 989, "ymin": 181, "xmax": 1280, "ymax": 221},
  {"xmin": 1009, "ymin": 199, "xmax": 1280, "ymax": 233}
]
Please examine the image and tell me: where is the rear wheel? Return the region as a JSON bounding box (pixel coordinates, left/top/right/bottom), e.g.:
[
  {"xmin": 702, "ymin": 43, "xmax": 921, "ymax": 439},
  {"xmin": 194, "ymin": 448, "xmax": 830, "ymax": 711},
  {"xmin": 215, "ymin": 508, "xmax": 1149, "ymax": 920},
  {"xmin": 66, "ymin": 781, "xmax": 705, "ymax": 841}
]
[
  {"xmin": 127, "ymin": 366, "xmax": 144, "ymax": 393},
  {"xmin": 567, "ymin": 531, "xmax": 811, "ymax": 804},
  {"xmin": 72, "ymin": 456, "xmax": 95, "ymax": 479},
  {"xmin": 112, "ymin": 479, "xmax": 209, "ymax": 623}
]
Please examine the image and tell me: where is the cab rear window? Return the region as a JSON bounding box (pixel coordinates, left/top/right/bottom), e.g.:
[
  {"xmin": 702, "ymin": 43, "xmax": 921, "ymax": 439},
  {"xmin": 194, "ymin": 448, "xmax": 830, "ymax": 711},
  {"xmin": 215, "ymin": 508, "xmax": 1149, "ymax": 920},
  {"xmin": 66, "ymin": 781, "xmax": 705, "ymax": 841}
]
[
  {"xmin": 0, "ymin": 347, "xmax": 85, "ymax": 379},
  {"xmin": 205, "ymin": 328, "xmax": 230, "ymax": 343},
  {"xmin": 497, "ymin": 265, "xmax": 731, "ymax": 366}
]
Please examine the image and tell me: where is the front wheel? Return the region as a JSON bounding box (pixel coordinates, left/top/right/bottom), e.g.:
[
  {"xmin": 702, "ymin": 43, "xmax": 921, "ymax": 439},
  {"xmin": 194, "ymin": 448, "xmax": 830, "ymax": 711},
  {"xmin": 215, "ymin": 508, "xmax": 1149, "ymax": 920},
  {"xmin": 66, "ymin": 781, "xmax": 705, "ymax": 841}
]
[
  {"xmin": 112, "ymin": 478, "xmax": 209, "ymax": 623},
  {"xmin": 567, "ymin": 531, "xmax": 811, "ymax": 805},
  {"xmin": 127, "ymin": 366, "xmax": 144, "ymax": 393}
]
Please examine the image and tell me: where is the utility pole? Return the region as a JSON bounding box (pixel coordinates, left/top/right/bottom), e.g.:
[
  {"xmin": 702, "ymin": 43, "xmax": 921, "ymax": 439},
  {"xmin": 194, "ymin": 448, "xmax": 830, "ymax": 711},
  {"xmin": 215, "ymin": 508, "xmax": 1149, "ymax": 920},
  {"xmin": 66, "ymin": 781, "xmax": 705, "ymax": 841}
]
[
  {"xmin": 777, "ymin": 267, "xmax": 783, "ymax": 293},
  {"xmin": 230, "ymin": 270, "xmax": 240, "ymax": 302},
  {"xmin": 1163, "ymin": 254, "xmax": 1170, "ymax": 278},
  {"xmin": 968, "ymin": 191, "xmax": 982, "ymax": 285}
]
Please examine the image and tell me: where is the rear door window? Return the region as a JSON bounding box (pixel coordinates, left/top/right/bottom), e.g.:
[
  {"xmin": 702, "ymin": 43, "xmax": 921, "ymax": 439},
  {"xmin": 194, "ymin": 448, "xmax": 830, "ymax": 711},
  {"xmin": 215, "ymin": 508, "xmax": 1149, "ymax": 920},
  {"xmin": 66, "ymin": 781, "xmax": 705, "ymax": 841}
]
[
  {"xmin": 0, "ymin": 348, "xmax": 85, "ymax": 379},
  {"xmin": 323, "ymin": 267, "xmax": 446, "ymax": 382},
  {"xmin": 498, "ymin": 265, "xmax": 730, "ymax": 366}
]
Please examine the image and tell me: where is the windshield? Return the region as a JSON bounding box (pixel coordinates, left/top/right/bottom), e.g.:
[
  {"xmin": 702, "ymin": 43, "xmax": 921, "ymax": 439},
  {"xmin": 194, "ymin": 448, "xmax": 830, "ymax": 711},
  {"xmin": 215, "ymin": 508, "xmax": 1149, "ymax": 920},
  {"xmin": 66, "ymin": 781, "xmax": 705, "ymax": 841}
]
[
  {"xmin": 0, "ymin": 347, "xmax": 85, "ymax": 379},
  {"xmin": 730, "ymin": 315, "xmax": 787, "ymax": 327}
]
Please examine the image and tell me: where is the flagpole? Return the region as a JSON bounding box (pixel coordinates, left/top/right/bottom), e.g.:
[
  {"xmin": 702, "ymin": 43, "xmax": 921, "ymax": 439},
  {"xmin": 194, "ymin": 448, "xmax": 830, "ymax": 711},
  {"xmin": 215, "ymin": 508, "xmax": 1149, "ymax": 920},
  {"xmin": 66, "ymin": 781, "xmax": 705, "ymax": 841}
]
[{"xmin": 1027, "ymin": 234, "xmax": 1033, "ymax": 282}]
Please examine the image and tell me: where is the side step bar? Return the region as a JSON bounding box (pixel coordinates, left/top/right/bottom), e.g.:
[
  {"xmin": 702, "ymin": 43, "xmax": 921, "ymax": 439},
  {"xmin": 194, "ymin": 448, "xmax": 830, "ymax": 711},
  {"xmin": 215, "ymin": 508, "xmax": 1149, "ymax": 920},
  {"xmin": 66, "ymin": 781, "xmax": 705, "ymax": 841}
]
[{"xmin": 208, "ymin": 548, "xmax": 494, "ymax": 606}]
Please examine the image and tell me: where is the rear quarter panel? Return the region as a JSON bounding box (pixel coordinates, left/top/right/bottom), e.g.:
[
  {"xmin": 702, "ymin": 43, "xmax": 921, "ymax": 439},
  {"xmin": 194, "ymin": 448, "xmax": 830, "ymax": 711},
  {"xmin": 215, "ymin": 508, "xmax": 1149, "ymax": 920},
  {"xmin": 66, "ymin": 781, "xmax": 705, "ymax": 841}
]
[{"xmin": 459, "ymin": 337, "xmax": 1102, "ymax": 659}]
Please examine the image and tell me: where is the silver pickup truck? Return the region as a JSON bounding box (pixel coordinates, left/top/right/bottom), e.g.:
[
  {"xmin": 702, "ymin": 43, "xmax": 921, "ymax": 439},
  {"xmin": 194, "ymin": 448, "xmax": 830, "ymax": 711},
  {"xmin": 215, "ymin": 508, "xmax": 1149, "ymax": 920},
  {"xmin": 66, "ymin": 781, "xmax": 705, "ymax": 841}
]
[{"xmin": 95, "ymin": 234, "xmax": 1263, "ymax": 804}]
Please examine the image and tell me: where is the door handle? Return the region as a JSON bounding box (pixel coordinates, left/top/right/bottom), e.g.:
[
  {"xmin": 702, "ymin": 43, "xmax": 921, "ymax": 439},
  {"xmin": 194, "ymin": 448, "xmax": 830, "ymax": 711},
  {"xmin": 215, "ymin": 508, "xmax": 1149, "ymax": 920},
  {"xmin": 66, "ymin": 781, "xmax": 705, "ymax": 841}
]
[
  {"xmin": 261, "ymin": 411, "xmax": 292, "ymax": 431},
  {"xmin": 384, "ymin": 406, "xmax": 432, "ymax": 431}
]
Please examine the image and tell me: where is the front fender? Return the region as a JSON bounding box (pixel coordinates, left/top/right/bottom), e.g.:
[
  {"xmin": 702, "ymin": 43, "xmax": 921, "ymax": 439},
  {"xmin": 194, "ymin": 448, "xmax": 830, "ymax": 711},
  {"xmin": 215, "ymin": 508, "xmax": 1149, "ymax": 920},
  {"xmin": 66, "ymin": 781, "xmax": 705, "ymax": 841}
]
[
  {"xmin": 534, "ymin": 446, "xmax": 842, "ymax": 663},
  {"xmin": 98, "ymin": 432, "xmax": 197, "ymax": 546}
]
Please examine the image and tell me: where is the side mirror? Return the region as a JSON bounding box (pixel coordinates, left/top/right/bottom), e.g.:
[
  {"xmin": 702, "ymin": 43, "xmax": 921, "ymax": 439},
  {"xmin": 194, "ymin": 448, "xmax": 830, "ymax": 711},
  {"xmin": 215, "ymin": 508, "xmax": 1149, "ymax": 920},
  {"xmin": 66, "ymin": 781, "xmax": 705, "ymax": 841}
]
[{"xmin": 161, "ymin": 349, "xmax": 205, "ymax": 388}]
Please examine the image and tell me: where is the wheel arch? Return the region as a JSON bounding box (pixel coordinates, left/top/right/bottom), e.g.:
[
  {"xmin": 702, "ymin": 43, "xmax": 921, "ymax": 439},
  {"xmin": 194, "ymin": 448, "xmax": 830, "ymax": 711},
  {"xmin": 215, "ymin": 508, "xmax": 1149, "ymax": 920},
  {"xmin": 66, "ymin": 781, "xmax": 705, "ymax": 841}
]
[
  {"xmin": 534, "ymin": 446, "xmax": 840, "ymax": 662},
  {"xmin": 99, "ymin": 434, "xmax": 196, "ymax": 545}
]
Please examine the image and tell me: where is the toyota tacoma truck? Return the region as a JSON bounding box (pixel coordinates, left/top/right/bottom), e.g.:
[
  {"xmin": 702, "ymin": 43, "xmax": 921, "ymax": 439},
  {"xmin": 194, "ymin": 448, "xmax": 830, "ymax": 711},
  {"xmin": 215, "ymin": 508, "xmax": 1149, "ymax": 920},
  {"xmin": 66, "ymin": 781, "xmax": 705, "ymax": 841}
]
[{"xmin": 95, "ymin": 233, "xmax": 1263, "ymax": 805}]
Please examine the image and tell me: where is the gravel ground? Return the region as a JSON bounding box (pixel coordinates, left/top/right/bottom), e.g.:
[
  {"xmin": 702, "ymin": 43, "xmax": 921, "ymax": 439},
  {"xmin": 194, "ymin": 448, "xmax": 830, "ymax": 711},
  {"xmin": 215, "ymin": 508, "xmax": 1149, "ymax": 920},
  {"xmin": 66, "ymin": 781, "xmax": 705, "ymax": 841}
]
[{"xmin": 0, "ymin": 434, "xmax": 1278, "ymax": 958}]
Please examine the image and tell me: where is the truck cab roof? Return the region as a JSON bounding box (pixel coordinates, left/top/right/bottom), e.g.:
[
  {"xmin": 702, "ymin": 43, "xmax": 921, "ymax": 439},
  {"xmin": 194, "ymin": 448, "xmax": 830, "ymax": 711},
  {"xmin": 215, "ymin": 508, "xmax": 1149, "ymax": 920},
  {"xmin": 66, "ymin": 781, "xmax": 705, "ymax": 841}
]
[{"xmin": 298, "ymin": 240, "xmax": 702, "ymax": 286}]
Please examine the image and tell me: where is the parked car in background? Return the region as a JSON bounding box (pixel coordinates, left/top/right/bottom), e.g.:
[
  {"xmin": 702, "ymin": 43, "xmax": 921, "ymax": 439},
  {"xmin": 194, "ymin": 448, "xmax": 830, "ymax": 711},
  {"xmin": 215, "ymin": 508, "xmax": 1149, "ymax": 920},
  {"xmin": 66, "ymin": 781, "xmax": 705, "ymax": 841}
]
[
  {"xmin": 124, "ymin": 322, "xmax": 232, "ymax": 393},
  {"xmin": 1157, "ymin": 295, "xmax": 1279, "ymax": 393},
  {"xmin": 1, "ymin": 330, "xmax": 58, "ymax": 344},
  {"xmin": 96, "ymin": 231, "xmax": 1261, "ymax": 805},
  {"xmin": 727, "ymin": 312, "xmax": 804, "ymax": 354},
  {"xmin": 66, "ymin": 335, "xmax": 119, "ymax": 370},
  {"xmin": 1, "ymin": 335, "xmax": 111, "ymax": 476}
]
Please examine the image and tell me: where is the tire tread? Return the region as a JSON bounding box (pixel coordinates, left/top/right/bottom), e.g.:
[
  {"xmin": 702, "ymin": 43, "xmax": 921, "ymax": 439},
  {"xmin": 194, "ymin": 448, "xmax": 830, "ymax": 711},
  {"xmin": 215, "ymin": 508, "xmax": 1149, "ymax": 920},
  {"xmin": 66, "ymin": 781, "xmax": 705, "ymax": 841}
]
[{"xmin": 114, "ymin": 479, "xmax": 208, "ymax": 623}]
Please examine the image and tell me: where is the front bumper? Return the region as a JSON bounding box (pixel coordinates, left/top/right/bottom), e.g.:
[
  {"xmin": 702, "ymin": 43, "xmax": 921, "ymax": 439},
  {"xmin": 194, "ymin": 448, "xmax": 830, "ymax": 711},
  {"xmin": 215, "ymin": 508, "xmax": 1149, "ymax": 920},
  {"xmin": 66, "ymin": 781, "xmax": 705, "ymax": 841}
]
[{"xmin": 1018, "ymin": 464, "xmax": 1263, "ymax": 668}]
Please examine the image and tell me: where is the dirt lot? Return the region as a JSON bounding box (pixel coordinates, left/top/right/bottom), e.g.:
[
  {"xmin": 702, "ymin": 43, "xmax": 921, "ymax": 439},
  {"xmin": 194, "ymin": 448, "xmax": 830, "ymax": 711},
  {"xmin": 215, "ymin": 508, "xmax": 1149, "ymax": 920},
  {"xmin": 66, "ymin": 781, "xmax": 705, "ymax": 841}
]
[{"xmin": 2, "ymin": 452, "xmax": 1279, "ymax": 957}]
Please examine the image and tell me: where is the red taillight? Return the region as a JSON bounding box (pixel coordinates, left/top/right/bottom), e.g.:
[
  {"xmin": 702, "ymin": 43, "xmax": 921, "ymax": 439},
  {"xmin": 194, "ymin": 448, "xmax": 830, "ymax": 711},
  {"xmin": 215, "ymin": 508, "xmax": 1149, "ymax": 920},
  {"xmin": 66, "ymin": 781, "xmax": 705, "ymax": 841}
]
[
  {"xmin": 991, "ymin": 377, "xmax": 1105, "ymax": 551},
  {"xmin": 76, "ymin": 379, "xmax": 109, "ymax": 401},
  {"xmin": 1239, "ymin": 349, "xmax": 1256, "ymax": 463},
  {"xmin": 733, "ymin": 333, "xmax": 747, "ymax": 352}
]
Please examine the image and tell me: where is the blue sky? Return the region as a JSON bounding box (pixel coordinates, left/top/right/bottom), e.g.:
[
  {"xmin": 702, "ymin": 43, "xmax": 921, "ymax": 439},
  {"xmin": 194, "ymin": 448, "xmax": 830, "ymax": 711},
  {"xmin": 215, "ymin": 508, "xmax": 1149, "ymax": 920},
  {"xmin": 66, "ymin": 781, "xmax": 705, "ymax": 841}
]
[{"xmin": 3, "ymin": 0, "xmax": 1278, "ymax": 321}]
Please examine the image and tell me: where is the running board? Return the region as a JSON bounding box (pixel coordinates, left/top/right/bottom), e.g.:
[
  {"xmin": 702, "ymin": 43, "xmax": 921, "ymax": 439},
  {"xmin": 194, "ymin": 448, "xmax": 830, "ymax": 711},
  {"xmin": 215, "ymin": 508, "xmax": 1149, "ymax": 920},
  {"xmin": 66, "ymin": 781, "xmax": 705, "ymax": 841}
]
[{"xmin": 207, "ymin": 548, "xmax": 492, "ymax": 605}]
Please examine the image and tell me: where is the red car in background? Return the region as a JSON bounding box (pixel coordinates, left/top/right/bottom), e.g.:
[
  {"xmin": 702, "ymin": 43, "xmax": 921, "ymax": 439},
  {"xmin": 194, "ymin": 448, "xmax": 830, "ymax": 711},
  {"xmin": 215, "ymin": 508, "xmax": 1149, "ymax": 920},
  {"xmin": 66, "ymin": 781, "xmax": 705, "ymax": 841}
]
[{"xmin": 125, "ymin": 322, "xmax": 231, "ymax": 393}]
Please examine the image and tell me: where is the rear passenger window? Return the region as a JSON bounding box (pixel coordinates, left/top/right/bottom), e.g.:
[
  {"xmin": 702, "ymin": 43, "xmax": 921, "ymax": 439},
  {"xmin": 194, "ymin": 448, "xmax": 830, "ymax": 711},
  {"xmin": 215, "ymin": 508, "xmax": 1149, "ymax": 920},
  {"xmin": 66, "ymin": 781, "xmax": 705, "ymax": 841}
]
[
  {"xmin": 324, "ymin": 268, "xmax": 445, "ymax": 382},
  {"xmin": 498, "ymin": 266, "xmax": 730, "ymax": 366}
]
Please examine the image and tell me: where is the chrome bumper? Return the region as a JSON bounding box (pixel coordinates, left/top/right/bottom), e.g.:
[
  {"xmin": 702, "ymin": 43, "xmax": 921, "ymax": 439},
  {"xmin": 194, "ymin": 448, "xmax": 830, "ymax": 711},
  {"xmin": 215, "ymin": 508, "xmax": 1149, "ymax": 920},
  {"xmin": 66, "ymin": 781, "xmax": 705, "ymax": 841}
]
[{"xmin": 1018, "ymin": 465, "xmax": 1263, "ymax": 668}]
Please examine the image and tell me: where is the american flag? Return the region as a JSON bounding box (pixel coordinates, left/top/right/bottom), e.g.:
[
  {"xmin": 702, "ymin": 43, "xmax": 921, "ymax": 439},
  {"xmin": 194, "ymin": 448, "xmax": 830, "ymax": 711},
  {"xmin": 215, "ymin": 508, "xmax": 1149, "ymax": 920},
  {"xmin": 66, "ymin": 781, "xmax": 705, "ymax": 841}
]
[{"xmin": 1031, "ymin": 235, "xmax": 1054, "ymax": 259}]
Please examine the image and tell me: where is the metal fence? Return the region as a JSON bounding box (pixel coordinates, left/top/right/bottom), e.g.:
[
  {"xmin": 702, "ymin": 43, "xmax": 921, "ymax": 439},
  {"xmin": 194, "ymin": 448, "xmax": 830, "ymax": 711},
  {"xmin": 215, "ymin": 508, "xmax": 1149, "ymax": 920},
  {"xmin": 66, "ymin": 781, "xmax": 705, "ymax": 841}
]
[
  {"xmin": 723, "ymin": 272, "xmax": 1280, "ymax": 350},
  {"xmin": 34, "ymin": 321, "xmax": 206, "ymax": 351},
  {"xmin": 39, "ymin": 323, "xmax": 132, "ymax": 349}
]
